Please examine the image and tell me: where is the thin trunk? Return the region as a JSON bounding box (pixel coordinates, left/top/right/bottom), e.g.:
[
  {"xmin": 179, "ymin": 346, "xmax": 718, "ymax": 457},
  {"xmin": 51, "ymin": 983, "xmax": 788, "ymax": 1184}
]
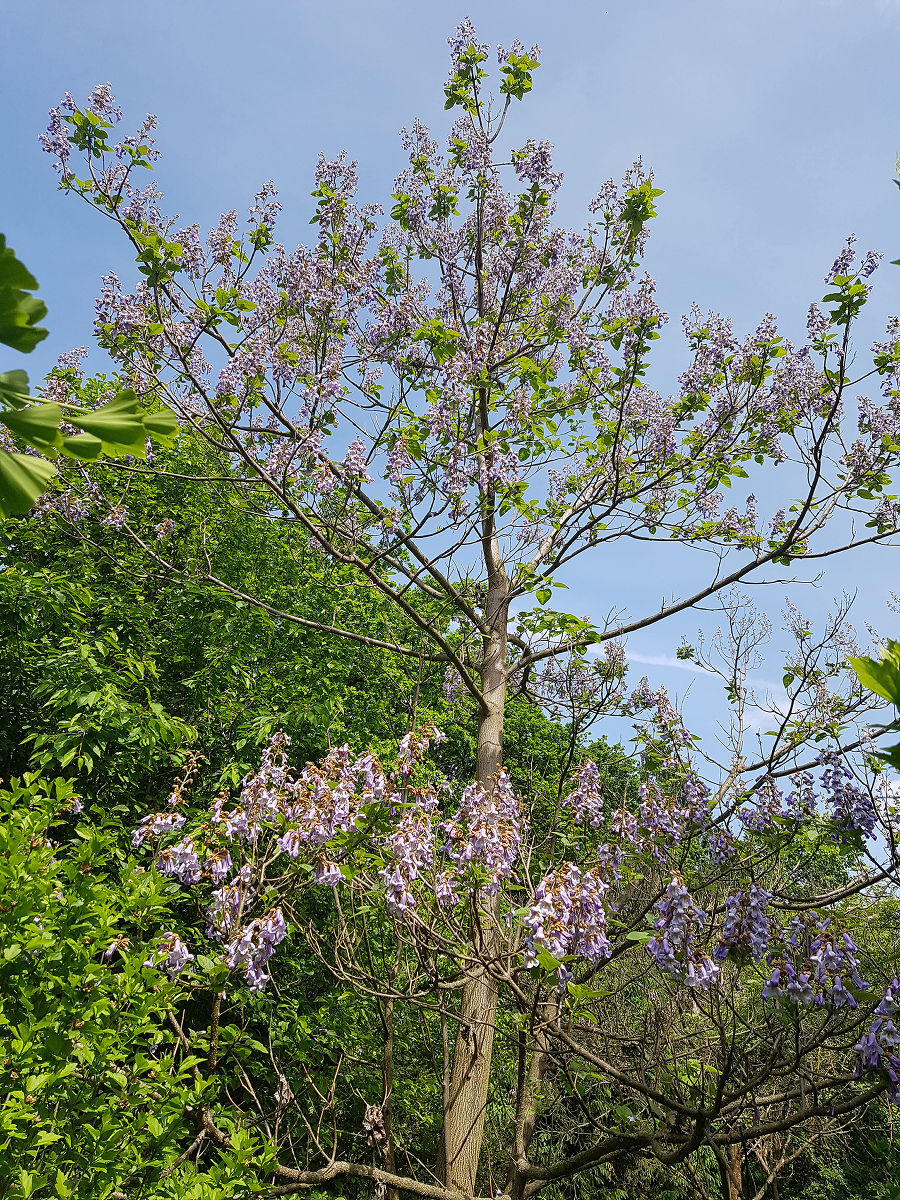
[
  {"xmin": 506, "ymin": 995, "xmax": 556, "ymax": 1200},
  {"xmin": 381, "ymin": 994, "xmax": 398, "ymax": 1200}
]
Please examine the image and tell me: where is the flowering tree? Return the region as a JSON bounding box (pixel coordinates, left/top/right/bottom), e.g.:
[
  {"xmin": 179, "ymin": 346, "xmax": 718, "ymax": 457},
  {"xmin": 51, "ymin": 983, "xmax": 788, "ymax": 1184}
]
[{"xmin": 34, "ymin": 22, "xmax": 900, "ymax": 1200}]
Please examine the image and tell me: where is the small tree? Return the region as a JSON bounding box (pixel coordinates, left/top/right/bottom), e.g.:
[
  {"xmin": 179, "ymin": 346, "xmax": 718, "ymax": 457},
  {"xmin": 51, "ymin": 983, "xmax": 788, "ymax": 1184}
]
[{"xmin": 33, "ymin": 24, "xmax": 900, "ymax": 1199}]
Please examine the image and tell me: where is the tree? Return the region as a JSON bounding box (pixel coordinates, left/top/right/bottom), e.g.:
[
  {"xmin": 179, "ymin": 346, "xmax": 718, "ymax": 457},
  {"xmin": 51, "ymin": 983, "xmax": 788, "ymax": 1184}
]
[{"xmin": 31, "ymin": 23, "xmax": 900, "ymax": 1199}]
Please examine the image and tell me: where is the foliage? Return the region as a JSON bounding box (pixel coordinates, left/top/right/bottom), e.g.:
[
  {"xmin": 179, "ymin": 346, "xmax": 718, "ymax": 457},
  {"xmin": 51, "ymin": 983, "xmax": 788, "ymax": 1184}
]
[
  {"xmin": 850, "ymin": 640, "xmax": 900, "ymax": 770},
  {"xmin": 0, "ymin": 775, "xmax": 201, "ymax": 1199}
]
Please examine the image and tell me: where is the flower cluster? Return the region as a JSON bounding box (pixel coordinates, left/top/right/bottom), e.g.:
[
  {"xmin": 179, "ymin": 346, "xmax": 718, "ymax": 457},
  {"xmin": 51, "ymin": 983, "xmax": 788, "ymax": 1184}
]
[
  {"xmin": 143, "ymin": 931, "xmax": 193, "ymax": 977},
  {"xmin": 224, "ymin": 908, "xmax": 288, "ymax": 991},
  {"xmin": 762, "ymin": 917, "xmax": 868, "ymax": 1008},
  {"xmin": 647, "ymin": 874, "xmax": 720, "ymax": 990},
  {"xmin": 562, "ymin": 761, "xmax": 604, "ymax": 827},
  {"xmin": 440, "ymin": 769, "xmax": 525, "ymax": 894},
  {"xmin": 523, "ymin": 862, "xmax": 611, "ymax": 968},
  {"xmin": 818, "ymin": 748, "xmax": 876, "ymax": 840},
  {"xmin": 714, "ymin": 885, "xmax": 772, "ymax": 963},
  {"xmin": 855, "ymin": 980, "xmax": 900, "ymax": 1097},
  {"xmin": 380, "ymin": 788, "xmax": 438, "ymax": 914},
  {"xmin": 135, "ymin": 729, "xmax": 528, "ymax": 988},
  {"xmin": 133, "ymin": 810, "xmax": 186, "ymax": 847}
]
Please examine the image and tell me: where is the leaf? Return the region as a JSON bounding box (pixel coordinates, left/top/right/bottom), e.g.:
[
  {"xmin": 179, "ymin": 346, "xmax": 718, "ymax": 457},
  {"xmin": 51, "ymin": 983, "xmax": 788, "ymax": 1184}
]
[
  {"xmin": 142, "ymin": 407, "xmax": 179, "ymax": 439},
  {"xmin": 0, "ymin": 234, "xmax": 49, "ymax": 353},
  {"xmin": 70, "ymin": 389, "xmax": 147, "ymax": 450},
  {"xmin": 849, "ymin": 643, "xmax": 900, "ymax": 706},
  {"xmin": 59, "ymin": 433, "xmax": 105, "ymax": 461},
  {"xmin": 0, "ymin": 449, "xmax": 57, "ymax": 518},
  {"xmin": 0, "ymin": 369, "xmax": 32, "ymax": 408},
  {"xmin": 0, "ymin": 402, "xmax": 64, "ymax": 449}
]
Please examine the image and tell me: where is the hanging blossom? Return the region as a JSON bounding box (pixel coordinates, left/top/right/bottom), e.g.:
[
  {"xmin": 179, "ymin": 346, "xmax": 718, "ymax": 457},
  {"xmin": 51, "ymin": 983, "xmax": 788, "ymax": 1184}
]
[
  {"xmin": 379, "ymin": 788, "xmax": 439, "ymax": 914},
  {"xmin": 818, "ymin": 748, "xmax": 877, "ymax": 840},
  {"xmin": 562, "ymin": 761, "xmax": 604, "ymax": 827},
  {"xmin": 224, "ymin": 908, "xmax": 288, "ymax": 991},
  {"xmin": 762, "ymin": 916, "xmax": 868, "ymax": 1008},
  {"xmin": 143, "ymin": 931, "xmax": 193, "ymax": 977},
  {"xmin": 856, "ymin": 979, "xmax": 900, "ymax": 1099},
  {"xmin": 714, "ymin": 885, "xmax": 772, "ymax": 963},
  {"xmin": 440, "ymin": 769, "xmax": 525, "ymax": 894},
  {"xmin": 523, "ymin": 862, "xmax": 611, "ymax": 968},
  {"xmin": 738, "ymin": 772, "xmax": 816, "ymax": 832},
  {"xmin": 647, "ymin": 874, "xmax": 720, "ymax": 990}
]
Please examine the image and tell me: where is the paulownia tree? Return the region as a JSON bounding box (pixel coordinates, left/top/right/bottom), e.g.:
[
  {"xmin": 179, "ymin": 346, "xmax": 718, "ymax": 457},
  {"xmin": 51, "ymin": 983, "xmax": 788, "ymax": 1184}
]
[{"xmin": 31, "ymin": 21, "xmax": 900, "ymax": 1200}]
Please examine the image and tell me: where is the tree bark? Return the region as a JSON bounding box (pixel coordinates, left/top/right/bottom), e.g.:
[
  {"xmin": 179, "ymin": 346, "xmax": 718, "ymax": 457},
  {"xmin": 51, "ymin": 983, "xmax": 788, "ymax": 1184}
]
[
  {"xmin": 439, "ymin": 574, "xmax": 508, "ymax": 1195},
  {"xmin": 506, "ymin": 995, "xmax": 556, "ymax": 1200},
  {"xmin": 719, "ymin": 1143, "xmax": 742, "ymax": 1200}
]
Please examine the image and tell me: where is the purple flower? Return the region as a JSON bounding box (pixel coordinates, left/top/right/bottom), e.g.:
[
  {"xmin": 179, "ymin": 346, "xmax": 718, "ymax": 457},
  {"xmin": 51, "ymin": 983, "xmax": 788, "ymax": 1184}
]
[
  {"xmin": 715, "ymin": 885, "xmax": 772, "ymax": 963},
  {"xmin": 440, "ymin": 768, "xmax": 525, "ymax": 894},
  {"xmin": 144, "ymin": 932, "xmax": 193, "ymax": 977},
  {"xmin": 87, "ymin": 82, "xmax": 122, "ymax": 124},
  {"xmin": 647, "ymin": 874, "xmax": 719, "ymax": 991},
  {"xmin": 133, "ymin": 811, "xmax": 186, "ymax": 847},
  {"xmin": 562, "ymin": 761, "xmax": 604, "ymax": 827},
  {"xmin": 524, "ymin": 862, "xmax": 611, "ymax": 967},
  {"xmin": 224, "ymin": 907, "xmax": 287, "ymax": 991}
]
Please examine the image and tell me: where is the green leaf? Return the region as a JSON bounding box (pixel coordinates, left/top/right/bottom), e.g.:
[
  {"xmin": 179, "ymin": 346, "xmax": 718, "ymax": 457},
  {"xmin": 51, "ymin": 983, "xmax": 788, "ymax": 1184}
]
[
  {"xmin": 0, "ymin": 234, "xmax": 49, "ymax": 353},
  {"xmin": 0, "ymin": 449, "xmax": 57, "ymax": 518},
  {"xmin": 59, "ymin": 433, "xmax": 105, "ymax": 461},
  {"xmin": 0, "ymin": 402, "xmax": 64, "ymax": 449},
  {"xmin": 70, "ymin": 389, "xmax": 146, "ymax": 449},
  {"xmin": 849, "ymin": 643, "xmax": 900, "ymax": 706},
  {"xmin": 142, "ymin": 406, "xmax": 179, "ymax": 440},
  {"xmin": 0, "ymin": 369, "xmax": 33, "ymax": 408}
]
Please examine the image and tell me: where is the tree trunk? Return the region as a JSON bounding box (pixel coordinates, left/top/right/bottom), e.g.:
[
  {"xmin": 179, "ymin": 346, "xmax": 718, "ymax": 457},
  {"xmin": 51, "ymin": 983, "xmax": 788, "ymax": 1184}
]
[
  {"xmin": 719, "ymin": 1143, "xmax": 742, "ymax": 1200},
  {"xmin": 506, "ymin": 995, "xmax": 556, "ymax": 1200},
  {"xmin": 439, "ymin": 580, "xmax": 508, "ymax": 1195}
]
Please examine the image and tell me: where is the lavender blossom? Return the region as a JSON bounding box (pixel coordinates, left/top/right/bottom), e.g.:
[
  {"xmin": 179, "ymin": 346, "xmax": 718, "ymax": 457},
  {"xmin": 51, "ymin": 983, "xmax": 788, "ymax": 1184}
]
[{"xmin": 143, "ymin": 931, "xmax": 193, "ymax": 977}]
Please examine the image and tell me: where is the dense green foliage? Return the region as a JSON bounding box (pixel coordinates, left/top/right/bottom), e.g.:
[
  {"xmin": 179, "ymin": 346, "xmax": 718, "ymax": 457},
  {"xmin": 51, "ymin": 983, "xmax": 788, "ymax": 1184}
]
[{"xmin": 1, "ymin": 431, "xmax": 898, "ymax": 1199}]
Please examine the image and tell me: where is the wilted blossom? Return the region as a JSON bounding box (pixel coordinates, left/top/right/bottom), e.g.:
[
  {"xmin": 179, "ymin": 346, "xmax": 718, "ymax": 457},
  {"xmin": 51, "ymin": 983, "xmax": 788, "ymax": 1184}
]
[
  {"xmin": 523, "ymin": 862, "xmax": 610, "ymax": 968},
  {"xmin": 143, "ymin": 931, "xmax": 193, "ymax": 977},
  {"xmin": 647, "ymin": 874, "xmax": 720, "ymax": 990},
  {"xmin": 154, "ymin": 518, "xmax": 175, "ymax": 540}
]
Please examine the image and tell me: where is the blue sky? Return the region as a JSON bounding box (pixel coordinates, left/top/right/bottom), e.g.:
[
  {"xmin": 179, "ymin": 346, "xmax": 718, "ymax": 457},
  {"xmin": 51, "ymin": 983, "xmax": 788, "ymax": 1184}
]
[{"xmin": 6, "ymin": 0, "xmax": 900, "ymax": 751}]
